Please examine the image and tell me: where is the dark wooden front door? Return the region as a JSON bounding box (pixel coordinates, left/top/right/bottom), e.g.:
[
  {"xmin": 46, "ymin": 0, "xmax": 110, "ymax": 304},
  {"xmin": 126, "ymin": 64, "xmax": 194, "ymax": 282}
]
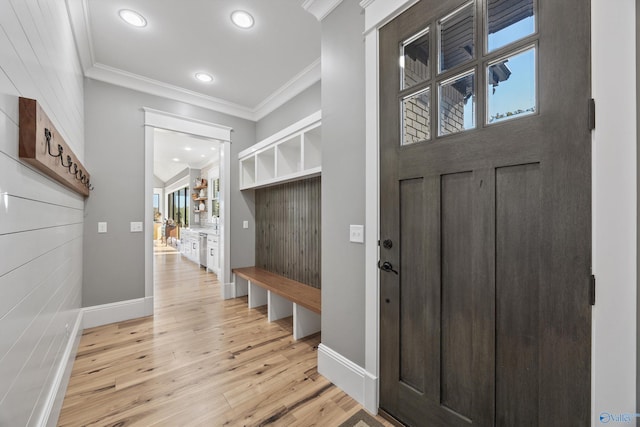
[{"xmin": 378, "ymin": 0, "xmax": 591, "ymax": 425}]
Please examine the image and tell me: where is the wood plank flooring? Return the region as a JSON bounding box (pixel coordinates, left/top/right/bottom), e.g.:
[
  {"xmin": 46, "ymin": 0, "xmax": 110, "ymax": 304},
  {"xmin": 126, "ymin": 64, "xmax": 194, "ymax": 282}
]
[{"xmin": 58, "ymin": 252, "xmax": 392, "ymax": 426}]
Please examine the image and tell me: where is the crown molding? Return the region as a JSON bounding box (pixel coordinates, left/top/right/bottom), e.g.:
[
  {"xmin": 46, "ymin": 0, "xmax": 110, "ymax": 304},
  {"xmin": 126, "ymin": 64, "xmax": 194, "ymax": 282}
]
[
  {"xmin": 361, "ymin": 0, "xmax": 419, "ymax": 34},
  {"xmin": 359, "ymin": 0, "xmax": 376, "ymax": 9},
  {"xmin": 65, "ymin": 0, "xmax": 95, "ymax": 73},
  {"xmin": 302, "ymin": 0, "xmax": 345, "ymax": 21},
  {"xmin": 253, "ymin": 58, "xmax": 321, "ymax": 121},
  {"xmin": 67, "ymin": 1, "xmax": 322, "ymax": 122},
  {"xmin": 87, "ymin": 64, "xmax": 255, "ymax": 120}
]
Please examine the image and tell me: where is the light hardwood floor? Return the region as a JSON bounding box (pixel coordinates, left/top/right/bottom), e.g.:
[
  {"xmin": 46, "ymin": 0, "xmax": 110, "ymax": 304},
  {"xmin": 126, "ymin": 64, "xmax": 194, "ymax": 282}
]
[{"xmin": 58, "ymin": 252, "xmax": 393, "ymax": 426}]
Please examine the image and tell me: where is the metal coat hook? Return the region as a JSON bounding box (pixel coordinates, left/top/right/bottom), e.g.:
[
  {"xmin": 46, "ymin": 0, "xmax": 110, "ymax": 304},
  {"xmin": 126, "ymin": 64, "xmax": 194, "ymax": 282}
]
[{"xmin": 43, "ymin": 127, "xmax": 94, "ymax": 191}]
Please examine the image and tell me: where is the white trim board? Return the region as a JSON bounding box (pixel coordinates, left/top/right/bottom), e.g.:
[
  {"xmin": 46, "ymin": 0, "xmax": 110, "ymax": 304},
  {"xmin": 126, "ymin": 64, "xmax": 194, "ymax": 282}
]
[
  {"xmin": 302, "ymin": 0, "xmax": 345, "ymax": 21},
  {"xmin": 82, "ymin": 297, "xmax": 153, "ymax": 329},
  {"xmin": 143, "ymin": 107, "xmax": 232, "ymax": 142},
  {"xmin": 317, "ymin": 344, "xmax": 378, "ymax": 413},
  {"xmin": 41, "ymin": 310, "xmax": 83, "ymax": 427}
]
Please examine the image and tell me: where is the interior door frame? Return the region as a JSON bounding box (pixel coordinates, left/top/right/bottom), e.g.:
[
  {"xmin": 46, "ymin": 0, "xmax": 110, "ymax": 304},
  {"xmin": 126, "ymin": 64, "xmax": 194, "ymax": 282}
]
[
  {"xmin": 361, "ymin": 0, "xmax": 637, "ymax": 421},
  {"xmin": 143, "ymin": 108, "xmax": 233, "ymax": 312}
]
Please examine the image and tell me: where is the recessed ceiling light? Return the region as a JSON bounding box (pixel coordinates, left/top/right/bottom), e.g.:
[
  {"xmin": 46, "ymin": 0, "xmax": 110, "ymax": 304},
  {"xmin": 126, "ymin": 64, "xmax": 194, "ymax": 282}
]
[
  {"xmin": 201, "ymin": 154, "xmax": 206, "ymax": 158},
  {"xmin": 184, "ymin": 147, "xmax": 192, "ymax": 151},
  {"xmin": 231, "ymin": 10, "xmax": 254, "ymax": 29},
  {"xmin": 172, "ymin": 158, "xmax": 180, "ymax": 162},
  {"xmin": 195, "ymin": 72, "xmax": 213, "ymax": 83},
  {"xmin": 119, "ymin": 9, "xmax": 147, "ymax": 27}
]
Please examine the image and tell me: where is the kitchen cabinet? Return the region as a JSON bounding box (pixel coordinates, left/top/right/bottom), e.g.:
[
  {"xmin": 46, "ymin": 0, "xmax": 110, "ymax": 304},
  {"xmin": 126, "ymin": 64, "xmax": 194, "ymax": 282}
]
[
  {"xmin": 207, "ymin": 233, "xmax": 219, "ymax": 274},
  {"xmin": 180, "ymin": 230, "xmax": 201, "ymax": 265}
]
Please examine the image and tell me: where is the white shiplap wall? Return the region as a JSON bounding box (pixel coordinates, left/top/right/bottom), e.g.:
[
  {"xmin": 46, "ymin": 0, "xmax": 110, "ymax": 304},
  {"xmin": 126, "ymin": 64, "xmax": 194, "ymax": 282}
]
[{"xmin": 0, "ymin": 0, "xmax": 85, "ymax": 425}]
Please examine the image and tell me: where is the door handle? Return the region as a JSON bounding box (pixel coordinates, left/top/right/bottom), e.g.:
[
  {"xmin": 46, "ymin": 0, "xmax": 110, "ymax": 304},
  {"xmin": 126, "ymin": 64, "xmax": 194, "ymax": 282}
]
[{"xmin": 378, "ymin": 260, "xmax": 398, "ymax": 275}]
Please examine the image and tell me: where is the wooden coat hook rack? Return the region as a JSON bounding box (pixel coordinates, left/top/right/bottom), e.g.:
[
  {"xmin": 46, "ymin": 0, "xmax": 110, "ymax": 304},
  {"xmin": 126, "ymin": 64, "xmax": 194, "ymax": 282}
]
[{"xmin": 19, "ymin": 97, "xmax": 92, "ymax": 197}]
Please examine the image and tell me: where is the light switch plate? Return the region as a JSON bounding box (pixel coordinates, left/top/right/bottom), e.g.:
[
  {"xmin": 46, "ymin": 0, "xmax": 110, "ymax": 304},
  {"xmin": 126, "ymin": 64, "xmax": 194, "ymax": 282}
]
[
  {"xmin": 130, "ymin": 221, "xmax": 143, "ymax": 232},
  {"xmin": 98, "ymin": 222, "xmax": 107, "ymax": 233},
  {"xmin": 350, "ymin": 224, "xmax": 364, "ymax": 243},
  {"xmin": 243, "ymin": 220, "xmax": 249, "ymax": 229}
]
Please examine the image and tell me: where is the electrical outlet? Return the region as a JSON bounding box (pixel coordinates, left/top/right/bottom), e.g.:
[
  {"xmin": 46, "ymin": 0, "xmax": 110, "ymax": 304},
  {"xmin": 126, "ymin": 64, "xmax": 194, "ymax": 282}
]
[
  {"xmin": 243, "ymin": 220, "xmax": 249, "ymax": 229},
  {"xmin": 98, "ymin": 222, "xmax": 107, "ymax": 233},
  {"xmin": 130, "ymin": 222, "xmax": 143, "ymax": 232},
  {"xmin": 350, "ymin": 225, "xmax": 364, "ymax": 243}
]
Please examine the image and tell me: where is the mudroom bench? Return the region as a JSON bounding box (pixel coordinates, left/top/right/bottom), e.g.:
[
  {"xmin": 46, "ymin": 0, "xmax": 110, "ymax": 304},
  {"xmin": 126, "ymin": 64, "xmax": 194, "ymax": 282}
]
[{"xmin": 232, "ymin": 267, "xmax": 321, "ymax": 340}]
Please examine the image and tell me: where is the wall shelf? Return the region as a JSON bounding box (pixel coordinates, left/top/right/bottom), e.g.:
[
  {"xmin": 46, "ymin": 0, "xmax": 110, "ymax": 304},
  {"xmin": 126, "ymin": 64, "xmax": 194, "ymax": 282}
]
[{"xmin": 239, "ymin": 111, "xmax": 321, "ymax": 190}]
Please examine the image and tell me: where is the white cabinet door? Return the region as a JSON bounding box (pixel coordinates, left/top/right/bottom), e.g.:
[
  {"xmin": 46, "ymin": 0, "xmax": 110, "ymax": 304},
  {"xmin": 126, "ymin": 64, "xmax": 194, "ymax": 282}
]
[
  {"xmin": 207, "ymin": 235, "xmax": 219, "ymax": 274},
  {"xmin": 191, "ymin": 239, "xmax": 199, "ymax": 264},
  {"xmin": 211, "ymin": 236, "xmax": 219, "ymax": 272},
  {"xmin": 207, "ymin": 235, "xmax": 215, "ymax": 272}
]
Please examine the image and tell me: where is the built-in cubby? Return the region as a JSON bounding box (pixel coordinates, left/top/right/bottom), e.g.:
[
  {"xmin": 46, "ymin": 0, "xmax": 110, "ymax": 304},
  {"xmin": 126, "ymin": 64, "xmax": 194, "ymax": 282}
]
[
  {"xmin": 239, "ymin": 111, "xmax": 321, "ymax": 190},
  {"xmin": 256, "ymin": 147, "xmax": 276, "ymax": 182},
  {"xmin": 241, "ymin": 156, "xmax": 256, "ymax": 188},
  {"xmin": 276, "ymin": 136, "xmax": 302, "ymax": 177},
  {"xmin": 303, "ymin": 125, "xmax": 321, "ymax": 170}
]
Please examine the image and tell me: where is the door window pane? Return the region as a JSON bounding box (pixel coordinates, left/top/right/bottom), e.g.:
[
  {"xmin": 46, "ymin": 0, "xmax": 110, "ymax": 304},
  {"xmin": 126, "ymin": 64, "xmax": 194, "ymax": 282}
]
[
  {"xmin": 402, "ymin": 87, "xmax": 431, "ymax": 145},
  {"xmin": 487, "ymin": 47, "xmax": 536, "ymax": 124},
  {"xmin": 402, "ymin": 28, "xmax": 430, "ymax": 90},
  {"xmin": 487, "ymin": 0, "xmax": 535, "ymax": 52},
  {"xmin": 439, "ymin": 70, "xmax": 476, "ymax": 135},
  {"xmin": 439, "ymin": 2, "xmax": 475, "ymax": 73}
]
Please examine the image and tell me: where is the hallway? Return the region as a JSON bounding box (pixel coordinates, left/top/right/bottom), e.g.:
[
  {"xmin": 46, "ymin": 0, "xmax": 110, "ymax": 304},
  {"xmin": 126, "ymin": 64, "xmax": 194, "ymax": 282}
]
[{"xmin": 57, "ymin": 252, "xmax": 387, "ymax": 426}]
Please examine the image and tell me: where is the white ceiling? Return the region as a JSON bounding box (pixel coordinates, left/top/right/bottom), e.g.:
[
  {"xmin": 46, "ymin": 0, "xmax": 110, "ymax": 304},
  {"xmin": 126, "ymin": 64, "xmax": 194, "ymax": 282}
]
[
  {"xmin": 153, "ymin": 129, "xmax": 220, "ymax": 183},
  {"xmin": 70, "ymin": 0, "xmax": 322, "ymax": 120},
  {"xmin": 70, "ymin": 1, "xmax": 323, "ymax": 184}
]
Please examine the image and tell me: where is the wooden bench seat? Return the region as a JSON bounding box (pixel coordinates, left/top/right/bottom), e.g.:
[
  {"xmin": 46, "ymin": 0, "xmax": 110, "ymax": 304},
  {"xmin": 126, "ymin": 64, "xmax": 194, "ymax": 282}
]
[{"xmin": 232, "ymin": 266, "xmax": 321, "ymax": 340}]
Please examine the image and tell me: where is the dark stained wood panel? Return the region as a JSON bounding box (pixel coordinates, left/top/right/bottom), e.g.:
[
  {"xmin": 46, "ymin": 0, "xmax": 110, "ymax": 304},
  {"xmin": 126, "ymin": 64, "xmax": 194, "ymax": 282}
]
[
  {"xmin": 399, "ymin": 178, "xmax": 426, "ymax": 393},
  {"xmin": 380, "ymin": 0, "xmax": 591, "ymax": 424},
  {"xmin": 255, "ymin": 177, "xmax": 321, "ymax": 288},
  {"xmin": 440, "ymin": 172, "xmax": 474, "ymax": 419},
  {"xmin": 496, "ymin": 163, "xmax": 541, "ymax": 426}
]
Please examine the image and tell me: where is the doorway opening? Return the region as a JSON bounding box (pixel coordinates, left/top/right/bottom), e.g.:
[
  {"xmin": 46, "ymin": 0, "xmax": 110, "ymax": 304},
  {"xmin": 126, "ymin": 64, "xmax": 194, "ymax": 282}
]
[
  {"xmin": 144, "ymin": 108, "xmax": 233, "ymax": 314},
  {"xmin": 152, "ymin": 128, "xmax": 221, "ymax": 254}
]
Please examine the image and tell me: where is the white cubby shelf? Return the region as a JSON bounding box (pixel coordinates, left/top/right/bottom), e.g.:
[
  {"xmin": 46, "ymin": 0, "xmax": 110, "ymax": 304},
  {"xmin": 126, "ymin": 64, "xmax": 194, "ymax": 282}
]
[{"xmin": 239, "ymin": 111, "xmax": 321, "ymax": 190}]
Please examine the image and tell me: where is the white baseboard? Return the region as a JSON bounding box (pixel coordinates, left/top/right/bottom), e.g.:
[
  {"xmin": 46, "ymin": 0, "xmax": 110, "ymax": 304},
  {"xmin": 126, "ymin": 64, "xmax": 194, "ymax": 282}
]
[
  {"xmin": 41, "ymin": 309, "xmax": 83, "ymax": 427},
  {"xmin": 83, "ymin": 296, "xmax": 154, "ymax": 329},
  {"xmin": 236, "ymin": 279, "xmax": 248, "ymax": 297},
  {"xmin": 318, "ymin": 344, "xmax": 379, "ymax": 413},
  {"xmin": 222, "ymin": 282, "xmax": 236, "ymax": 300}
]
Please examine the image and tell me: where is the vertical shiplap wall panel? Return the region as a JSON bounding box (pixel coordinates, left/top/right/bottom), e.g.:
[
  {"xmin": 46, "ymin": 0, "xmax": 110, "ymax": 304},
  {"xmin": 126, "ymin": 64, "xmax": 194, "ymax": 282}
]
[
  {"xmin": 255, "ymin": 177, "xmax": 321, "ymax": 288},
  {"xmin": 0, "ymin": 0, "xmax": 84, "ymax": 425}
]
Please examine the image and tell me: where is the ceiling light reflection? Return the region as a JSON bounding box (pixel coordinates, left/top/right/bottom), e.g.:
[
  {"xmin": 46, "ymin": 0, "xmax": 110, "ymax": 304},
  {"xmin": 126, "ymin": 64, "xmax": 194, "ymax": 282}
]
[
  {"xmin": 119, "ymin": 9, "xmax": 147, "ymax": 27},
  {"xmin": 195, "ymin": 72, "xmax": 213, "ymax": 83},
  {"xmin": 231, "ymin": 10, "xmax": 254, "ymax": 29}
]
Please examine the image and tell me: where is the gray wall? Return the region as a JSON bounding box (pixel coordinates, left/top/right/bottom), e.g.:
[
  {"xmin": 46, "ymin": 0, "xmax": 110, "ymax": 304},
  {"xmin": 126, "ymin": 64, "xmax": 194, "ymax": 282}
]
[
  {"xmin": 0, "ymin": 1, "xmax": 85, "ymax": 425},
  {"xmin": 320, "ymin": 0, "xmax": 367, "ymax": 366},
  {"xmin": 256, "ymin": 81, "xmax": 321, "ymax": 141},
  {"xmin": 153, "ymin": 175, "xmax": 165, "ymax": 188},
  {"xmin": 83, "ymin": 79, "xmax": 256, "ymax": 306},
  {"xmin": 164, "ymin": 168, "xmax": 188, "ymax": 187}
]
